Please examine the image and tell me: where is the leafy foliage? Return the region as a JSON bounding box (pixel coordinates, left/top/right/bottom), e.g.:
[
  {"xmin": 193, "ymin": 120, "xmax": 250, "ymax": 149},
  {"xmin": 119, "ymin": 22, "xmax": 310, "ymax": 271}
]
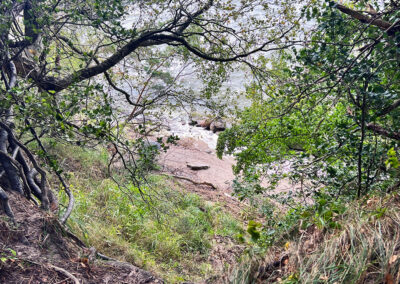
[{"xmin": 218, "ymin": 0, "xmax": 400, "ymax": 201}]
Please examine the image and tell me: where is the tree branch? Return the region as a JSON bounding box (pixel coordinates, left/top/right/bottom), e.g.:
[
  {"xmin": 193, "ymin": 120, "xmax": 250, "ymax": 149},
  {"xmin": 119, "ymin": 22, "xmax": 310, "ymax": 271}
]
[
  {"xmin": 335, "ymin": 3, "xmax": 400, "ymax": 34},
  {"xmin": 35, "ymin": 28, "xmax": 292, "ymax": 92},
  {"xmin": 376, "ymin": 99, "xmax": 400, "ymax": 117},
  {"xmin": 366, "ymin": 123, "xmax": 400, "ymax": 140}
]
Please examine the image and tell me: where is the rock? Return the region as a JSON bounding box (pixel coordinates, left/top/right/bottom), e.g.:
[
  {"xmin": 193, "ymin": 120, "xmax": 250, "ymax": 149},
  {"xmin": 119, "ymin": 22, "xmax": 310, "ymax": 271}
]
[
  {"xmin": 197, "ymin": 119, "xmax": 212, "ymax": 130},
  {"xmin": 210, "ymin": 119, "xmax": 226, "ymax": 133},
  {"xmin": 188, "ymin": 112, "xmax": 202, "ymax": 126},
  {"xmin": 187, "ymin": 163, "xmax": 210, "ymax": 170}
]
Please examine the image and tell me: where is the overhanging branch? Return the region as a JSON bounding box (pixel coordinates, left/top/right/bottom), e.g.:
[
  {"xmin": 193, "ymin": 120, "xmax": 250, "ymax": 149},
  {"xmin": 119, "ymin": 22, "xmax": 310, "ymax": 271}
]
[
  {"xmin": 367, "ymin": 123, "xmax": 400, "ymax": 140},
  {"xmin": 335, "ymin": 2, "xmax": 400, "ymax": 34}
]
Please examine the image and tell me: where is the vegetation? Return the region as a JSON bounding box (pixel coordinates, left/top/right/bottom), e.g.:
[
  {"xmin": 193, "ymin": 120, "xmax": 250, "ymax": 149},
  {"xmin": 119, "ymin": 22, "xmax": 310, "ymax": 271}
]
[
  {"xmin": 227, "ymin": 191, "xmax": 400, "ymax": 283},
  {"xmin": 1, "ymin": 0, "xmax": 400, "ymax": 283},
  {"xmin": 218, "ymin": 0, "xmax": 400, "ymax": 200},
  {"xmin": 215, "ymin": 1, "xmax": 400, "ymax": 282},
  {"xmin": 49, "ymin": 142, "xmax": 243, "ymax": 282}
]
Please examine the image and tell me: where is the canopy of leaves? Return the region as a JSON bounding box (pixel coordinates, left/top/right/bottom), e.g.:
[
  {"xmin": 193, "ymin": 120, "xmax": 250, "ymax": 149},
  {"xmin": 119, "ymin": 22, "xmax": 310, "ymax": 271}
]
[{"xmin": 217, "ymin": 0, "xmax": 400, "ymax": 201}]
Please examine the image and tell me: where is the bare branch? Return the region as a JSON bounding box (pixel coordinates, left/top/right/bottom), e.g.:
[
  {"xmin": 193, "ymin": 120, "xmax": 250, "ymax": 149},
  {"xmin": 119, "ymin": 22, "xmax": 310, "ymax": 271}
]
[
  {"xmin": 335, "ymin": 2, "xmax": 400, "ymax": 34},
  {"xmin": 366, "ymin": 123, "xmax": 400, "ymax": 140}
]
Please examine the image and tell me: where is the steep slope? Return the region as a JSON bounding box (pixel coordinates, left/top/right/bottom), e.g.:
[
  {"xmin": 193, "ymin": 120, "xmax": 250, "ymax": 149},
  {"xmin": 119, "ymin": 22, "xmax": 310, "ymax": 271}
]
[{"xmin": 0, "ymin": 192, "xmax": 163, "ymax": 284}]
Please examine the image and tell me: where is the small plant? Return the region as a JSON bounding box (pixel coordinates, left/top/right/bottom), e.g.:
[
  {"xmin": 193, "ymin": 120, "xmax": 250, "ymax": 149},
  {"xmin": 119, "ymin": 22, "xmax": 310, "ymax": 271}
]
[
  {"xmin": 311, "ymin": 193, "xmax": 347, "ymax": 229},
  {"xmin": 247, "ymin": 220, "xmax": 262, "ymax": 242},
  {"xmin": 0, "ymin": 248, "xmax": 17, "ymax": 265}
]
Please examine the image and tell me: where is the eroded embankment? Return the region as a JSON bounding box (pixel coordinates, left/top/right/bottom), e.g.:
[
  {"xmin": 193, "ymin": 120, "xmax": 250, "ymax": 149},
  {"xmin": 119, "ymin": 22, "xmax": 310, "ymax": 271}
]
[{"xmin": 0, "ymin": 193, "xmax": 162, "ymax": 284}]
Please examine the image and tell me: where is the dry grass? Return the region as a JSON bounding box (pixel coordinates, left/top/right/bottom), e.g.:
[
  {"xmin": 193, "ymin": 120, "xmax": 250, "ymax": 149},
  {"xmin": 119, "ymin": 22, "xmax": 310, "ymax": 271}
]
[
  {"xmin": 227, "ymin": 193, "xmax": 400, "ymax": 283},
  {"xmin": 289, "ymin": 194, "xmax": 400, "ymax": 283}
]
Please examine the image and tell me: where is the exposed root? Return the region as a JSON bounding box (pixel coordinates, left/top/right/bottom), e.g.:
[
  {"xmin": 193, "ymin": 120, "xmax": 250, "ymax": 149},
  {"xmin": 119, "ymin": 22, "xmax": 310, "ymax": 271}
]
[
  {"xmin": 0, "ymin": 186, "xmax": 14, "ymax": 220},
  {"xmin": 160, "ymin": 173, "xmax": 217, "ymax": 190},
  {"xmin": 23, "ymin": 259, "xmax": 81, "ymax": 284},
  {"xmin": 48, "ymin": 264, "xmax": 81, "ymax": 284},
  {"xmin": 0, "ymin": 146, "xmax": 19, "ymax": 179},
  {"xmin": 0, "ymin": 121, "xmax": 51, "ymax": 210}
]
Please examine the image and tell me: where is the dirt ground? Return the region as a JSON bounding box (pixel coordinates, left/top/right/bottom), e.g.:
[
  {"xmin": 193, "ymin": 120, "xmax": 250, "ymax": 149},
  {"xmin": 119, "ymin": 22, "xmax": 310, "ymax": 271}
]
[
  {"xmin": 157, "ymin": 137, "xmax": 296, "ymax": 218},
  {"xmin": 0, "ymin": 193, "xmax": 163, "ymax": 284}
]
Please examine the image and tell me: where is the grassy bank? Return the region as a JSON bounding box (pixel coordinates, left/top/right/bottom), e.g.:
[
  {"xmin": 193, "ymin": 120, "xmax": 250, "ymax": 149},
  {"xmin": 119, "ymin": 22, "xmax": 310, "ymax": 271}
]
[
  {"xmin": 47, "ymin": 143, "xmax": 244, "ymax": 282},
  {"xmin": 33, "ymin": 140, "xmax": 400, "ymax": 283},
  {"xmin": 229, "ymin": 192, "xmax": 400, "ymax": 283}
]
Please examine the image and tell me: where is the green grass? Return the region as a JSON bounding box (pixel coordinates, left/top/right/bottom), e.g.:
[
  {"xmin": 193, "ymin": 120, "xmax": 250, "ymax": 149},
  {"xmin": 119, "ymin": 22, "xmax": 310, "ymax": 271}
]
[{"xmin": 49, "ymin": 143, "xmax": 244, "ymax": 282}]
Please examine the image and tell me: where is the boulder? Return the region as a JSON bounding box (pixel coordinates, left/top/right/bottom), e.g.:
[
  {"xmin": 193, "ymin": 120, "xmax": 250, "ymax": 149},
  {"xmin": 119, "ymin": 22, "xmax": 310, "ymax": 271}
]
[
  {"xmin": 197, "ymin": 119, "xmax": 212, "ymax": 130},
  {"xmin": 210, "ymin": 119, "xmax": 226, "ymax": 133}
]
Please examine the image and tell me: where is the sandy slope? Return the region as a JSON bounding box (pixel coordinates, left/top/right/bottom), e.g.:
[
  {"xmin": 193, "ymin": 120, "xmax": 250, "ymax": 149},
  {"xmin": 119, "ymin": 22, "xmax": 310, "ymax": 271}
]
[{"xmin": 157, "ymin": 137, "xmax": 296, "ymax": 218}]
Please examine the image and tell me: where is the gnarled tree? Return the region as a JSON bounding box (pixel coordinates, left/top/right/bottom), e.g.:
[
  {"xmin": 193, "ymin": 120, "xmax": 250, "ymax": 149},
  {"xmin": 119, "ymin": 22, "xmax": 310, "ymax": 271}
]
[{"xmin": 0, "ymin": 0, "xmax": 301, "ymax": 221}]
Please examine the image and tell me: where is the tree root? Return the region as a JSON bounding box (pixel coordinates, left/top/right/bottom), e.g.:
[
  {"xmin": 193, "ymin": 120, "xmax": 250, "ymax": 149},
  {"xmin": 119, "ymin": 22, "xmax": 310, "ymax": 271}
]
[
  {"xmin": 0, "ymin": 146, "xmax": 19, "ymax": 179},
  {"xmin": 48, "ymin": 264, "xmax": 81, "ymax": 284},
  {"xmin": 0, "ymin": 122, "xmax": 51, "ymax": 209},
  {"xmin": 0, "ymin": 186, "xmax": 14, "ymax": 220},
  {"xmin": 23, "ymin": 259, "xmax": 81, "ymax": 284},
  {"xmin": 25, "ymin": 124, "xmax": 73, "ymax": 223},
  {"xmin": 159, "ymin": 173, "xmax": 217, "ymax": 190}
]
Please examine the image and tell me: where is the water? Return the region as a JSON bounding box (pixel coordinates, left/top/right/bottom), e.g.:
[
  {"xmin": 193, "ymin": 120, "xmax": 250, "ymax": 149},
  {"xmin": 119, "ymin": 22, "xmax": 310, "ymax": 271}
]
[
  {"xmin": 108, "ymin": 0, "xmax": 307, "ymax": 148},
  {"xmin": 160, "ymin": 114, "xmax": 220, "ymax": 149}
]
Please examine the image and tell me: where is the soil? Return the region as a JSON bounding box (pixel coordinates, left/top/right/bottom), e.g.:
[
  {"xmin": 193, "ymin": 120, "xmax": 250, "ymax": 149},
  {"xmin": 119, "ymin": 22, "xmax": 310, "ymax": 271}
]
[
  {"xmin": 0, "ymin": 135, "xmax": 297, "ymax": 284},
  {"xmin": 157, "ymin": 137, "xmax": 295, "ymax": 218},
  {"xmin": 157, "ymin": 138, "xmax": 246, "ymax": 218},
  {"xmin": 0, "ymin": 193, "xmax": 163, "ymax": 284}
]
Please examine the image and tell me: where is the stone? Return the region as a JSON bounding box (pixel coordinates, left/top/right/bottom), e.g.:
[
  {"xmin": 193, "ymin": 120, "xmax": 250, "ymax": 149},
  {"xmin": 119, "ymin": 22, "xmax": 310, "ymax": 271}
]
[
  {"xmin": 197, "ymin": 119, "xmax": 212, "ymax": 129},
  {"xmin": 210, "ymin": 119, "xmax": 226, "ymax": 133},
  {"xmin": 144, "ymin": 141, "xmax": 161, "ymax": 150}
]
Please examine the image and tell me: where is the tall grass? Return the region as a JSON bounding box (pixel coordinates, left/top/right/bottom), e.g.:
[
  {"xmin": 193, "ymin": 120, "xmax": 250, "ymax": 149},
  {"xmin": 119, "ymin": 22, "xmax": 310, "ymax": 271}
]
[
  {"xmin": 228, "ymin": 194, "xmax": 400, "ymax": 283},
  {"xmin": 291, "ymin": 195, "xmax": 400, "ymax": 283}
]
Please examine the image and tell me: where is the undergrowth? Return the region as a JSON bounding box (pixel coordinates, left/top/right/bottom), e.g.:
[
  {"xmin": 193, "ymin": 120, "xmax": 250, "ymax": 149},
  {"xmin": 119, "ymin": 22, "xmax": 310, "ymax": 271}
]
[
  {"xmin": 229, "ymin": 192, "xmax": 400, "ymax": 283},
  {"xmin": 49, "ymin": 143, "xmax": 244, "ymax": 283}
]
